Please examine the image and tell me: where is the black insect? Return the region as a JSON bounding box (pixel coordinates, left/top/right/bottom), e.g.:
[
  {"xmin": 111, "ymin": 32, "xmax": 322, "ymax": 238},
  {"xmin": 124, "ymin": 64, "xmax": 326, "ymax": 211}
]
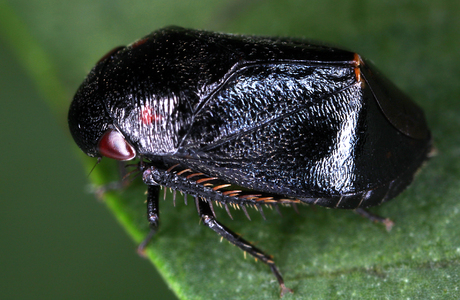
[{"xmin": 68, "ymin": 26, "xmax": 431, "ymax": 296}]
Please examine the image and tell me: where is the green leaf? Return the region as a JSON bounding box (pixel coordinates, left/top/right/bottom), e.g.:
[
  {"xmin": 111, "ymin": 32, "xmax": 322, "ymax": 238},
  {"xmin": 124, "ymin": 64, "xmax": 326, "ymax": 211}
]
[{"xmin": 2, "ymin": 0, "xmax": 459, "ymax": 299}]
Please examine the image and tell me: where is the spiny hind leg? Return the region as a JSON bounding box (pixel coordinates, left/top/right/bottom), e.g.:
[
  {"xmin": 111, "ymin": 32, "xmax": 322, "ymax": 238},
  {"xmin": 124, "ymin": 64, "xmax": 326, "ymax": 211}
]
[
  {"xmin": 354, "ymin": 208, "xmax": 394, "ymax": 231},
  {"xmin": 196, "ymin": 198, "xmax": 293, "ymax": 297}
]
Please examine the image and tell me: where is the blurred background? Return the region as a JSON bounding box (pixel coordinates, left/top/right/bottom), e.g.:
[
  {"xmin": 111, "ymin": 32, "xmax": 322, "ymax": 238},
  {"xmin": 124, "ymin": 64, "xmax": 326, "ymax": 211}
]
[{"xmin": 1, "ymin": 0, "xmax": 459, "ymax": 299}]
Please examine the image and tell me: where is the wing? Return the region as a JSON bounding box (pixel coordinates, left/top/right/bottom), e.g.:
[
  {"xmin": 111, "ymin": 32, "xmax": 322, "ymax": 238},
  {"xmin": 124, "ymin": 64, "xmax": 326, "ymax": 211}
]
[
  {"xmin": 173, "ymin": 60, "xmax": 430, "ymax": 202},
  {"xmin": 175, "ymin": 61, "xmax": 363, "ymax": 197}
]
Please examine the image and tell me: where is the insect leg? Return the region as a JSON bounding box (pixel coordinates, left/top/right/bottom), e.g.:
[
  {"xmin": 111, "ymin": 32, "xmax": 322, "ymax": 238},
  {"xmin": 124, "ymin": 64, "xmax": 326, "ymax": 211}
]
[
  {"xmin": 354, "ymin": 208, "xmax": 394, "ymax": 231},
  {"xmin": 138, "ymin": 185, "xmax": 161, "ymax": 255},
  {"xmin": 196, "ymin": 198, "xmax": 292, "ymax": 297}
]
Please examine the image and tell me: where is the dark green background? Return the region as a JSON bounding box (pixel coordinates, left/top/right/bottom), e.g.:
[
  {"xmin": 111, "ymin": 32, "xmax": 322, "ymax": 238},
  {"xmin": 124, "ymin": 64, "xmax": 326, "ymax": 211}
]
[{"xmin": 1, "ymin": 0, "xmax": 459, "ymax": 299}]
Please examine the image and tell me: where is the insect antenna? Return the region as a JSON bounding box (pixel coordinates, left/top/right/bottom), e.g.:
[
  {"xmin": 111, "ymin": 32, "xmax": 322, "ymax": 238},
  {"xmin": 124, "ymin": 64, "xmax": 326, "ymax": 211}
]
[{"xmin": 87, "ymin": 157, "xmax": 102, "ymax": 178}]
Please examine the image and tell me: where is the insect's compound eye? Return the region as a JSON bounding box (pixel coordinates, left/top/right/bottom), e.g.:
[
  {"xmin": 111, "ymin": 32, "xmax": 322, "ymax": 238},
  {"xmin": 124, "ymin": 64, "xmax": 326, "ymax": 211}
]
[{"xmin": 97, "ymin": 129, "xmax": 136, "ymax": 161}]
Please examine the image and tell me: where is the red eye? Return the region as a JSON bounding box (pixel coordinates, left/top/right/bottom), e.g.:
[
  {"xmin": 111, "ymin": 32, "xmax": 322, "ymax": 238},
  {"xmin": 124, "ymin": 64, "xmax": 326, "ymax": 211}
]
[{"xmin": 98, "ymin": 129, "xmax": 136, "ymax": 161}]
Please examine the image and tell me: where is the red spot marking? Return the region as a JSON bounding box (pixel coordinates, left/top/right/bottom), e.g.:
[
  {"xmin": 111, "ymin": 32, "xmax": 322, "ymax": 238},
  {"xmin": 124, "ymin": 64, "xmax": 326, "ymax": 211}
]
[{"xmin": 140, "ymin": 105, "xmax": 162, "ymax": 125}]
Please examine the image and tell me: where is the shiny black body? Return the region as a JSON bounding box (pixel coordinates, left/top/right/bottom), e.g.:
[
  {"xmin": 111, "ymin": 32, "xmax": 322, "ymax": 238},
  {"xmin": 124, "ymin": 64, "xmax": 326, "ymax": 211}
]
[{"xmin": 68, "ymin": 27, "xmax": 431, "ymax": 296}]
